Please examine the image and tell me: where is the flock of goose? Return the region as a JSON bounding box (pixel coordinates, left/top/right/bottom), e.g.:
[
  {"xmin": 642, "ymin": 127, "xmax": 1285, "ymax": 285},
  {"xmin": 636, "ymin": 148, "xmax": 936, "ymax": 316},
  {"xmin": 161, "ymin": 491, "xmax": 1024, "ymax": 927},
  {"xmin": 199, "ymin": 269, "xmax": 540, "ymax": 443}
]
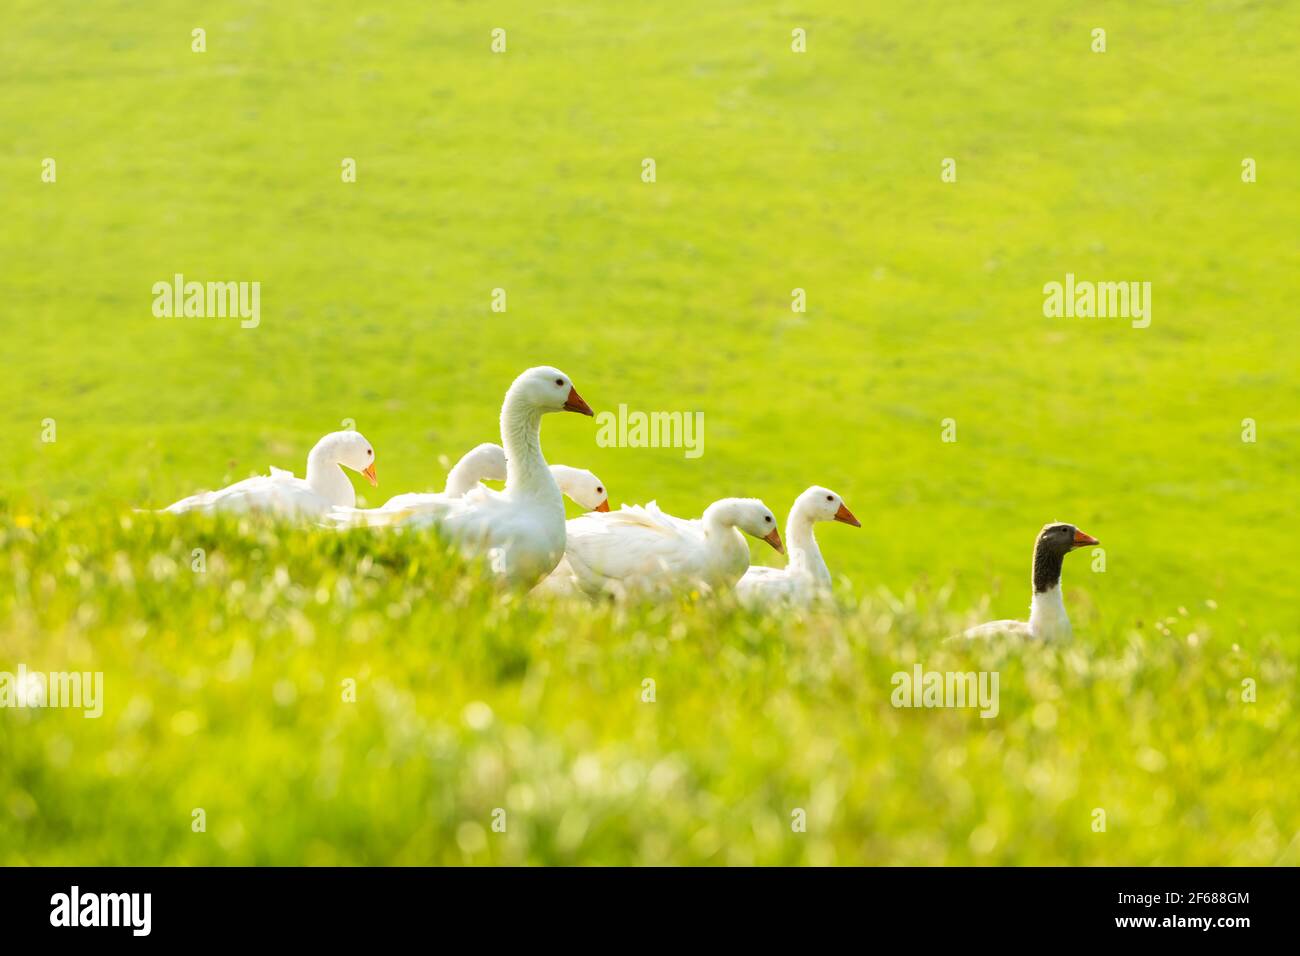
[{"xmin": 157, "ymin": 366, "xmax": 1098, "ymax": 634}]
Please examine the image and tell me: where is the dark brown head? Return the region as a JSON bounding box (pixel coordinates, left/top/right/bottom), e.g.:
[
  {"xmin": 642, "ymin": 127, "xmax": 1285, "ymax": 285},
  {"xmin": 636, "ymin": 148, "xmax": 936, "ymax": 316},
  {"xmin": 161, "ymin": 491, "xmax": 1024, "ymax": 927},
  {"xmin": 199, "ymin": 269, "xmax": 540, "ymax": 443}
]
[{"xmin": 1032, "ymin": 522, "xmax": 1099, "ymax": 593}]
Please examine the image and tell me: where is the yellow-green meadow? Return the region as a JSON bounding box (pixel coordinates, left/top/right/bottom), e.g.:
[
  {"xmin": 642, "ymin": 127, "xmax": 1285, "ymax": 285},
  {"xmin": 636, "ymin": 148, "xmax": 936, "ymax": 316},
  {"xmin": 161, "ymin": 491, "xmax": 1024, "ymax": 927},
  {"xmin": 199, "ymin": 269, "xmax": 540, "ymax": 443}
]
[{"xmin": 2, "ymin": 1, "xmax": 1296, "ymax": 864}]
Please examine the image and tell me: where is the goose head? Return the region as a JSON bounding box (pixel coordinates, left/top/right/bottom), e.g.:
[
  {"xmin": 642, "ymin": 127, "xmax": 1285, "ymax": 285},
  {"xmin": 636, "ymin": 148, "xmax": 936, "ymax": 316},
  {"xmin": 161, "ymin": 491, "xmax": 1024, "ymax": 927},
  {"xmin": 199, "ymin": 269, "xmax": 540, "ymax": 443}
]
[
  {"xmin": 509, "ymin": 366, "xmax": 594, "ymax": 417},
  {"xmin": 1032, "ymin": 522, "xmax": 1098, "ymax": 592},
  {"xmin": 797, "ymin": 485, "xmax": 860, "ymax": 526},
  {"xmin": 318, "ymin": 431, "xmax": 378, "ymax": 486},
  {"xmin": 550, "ymin": 464, "xmax": 610, "ymax": 512},
  {"xmin": 709, "ymin": 498, "xmax": 783, "ymax": 553}
]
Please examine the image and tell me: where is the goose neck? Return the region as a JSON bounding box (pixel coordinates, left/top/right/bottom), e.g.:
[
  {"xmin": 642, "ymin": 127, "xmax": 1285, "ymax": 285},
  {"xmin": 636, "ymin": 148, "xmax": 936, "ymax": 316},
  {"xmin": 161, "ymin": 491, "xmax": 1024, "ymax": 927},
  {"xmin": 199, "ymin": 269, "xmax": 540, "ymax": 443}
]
[
  {"xmin": 702, "ymin": 501, "xmax": 734, "ymax": 538},
  {"xmin": 500, "ymin": 395, "xmax": 554, "ymax": 495},
  {"xmin": 444, "ymin": 457, "xmax": 480, "ymax": 497},
  {"xmin": 1029, "ymin": 585, "xmax": 1072, "ymax": 639},
  {"xmin": 786, "ymin": 511, "xmax": 829, "ymax": 584},
  {"xmin": 445, "ymin": 444, "xmax": 504, "ymax": 496},
  {"xmin": 305, "ymin": 438, "xmax": 355, "ymax": 507},
  {"xmin": 1031, "ymin": 538, "xmax": 1066, "ymax": 594},
  {"xmin": 702, "ymin": 502, "xmax": 749, "ymax": 566}
]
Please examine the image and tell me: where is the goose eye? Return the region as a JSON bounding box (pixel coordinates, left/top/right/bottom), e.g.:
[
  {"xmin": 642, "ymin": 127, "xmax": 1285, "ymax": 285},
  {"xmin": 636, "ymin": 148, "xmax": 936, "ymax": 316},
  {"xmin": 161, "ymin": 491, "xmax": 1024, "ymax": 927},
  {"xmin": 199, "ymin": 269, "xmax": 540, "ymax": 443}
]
[
  {"xmin": 555, "ymin": 378, "xmax": 564, "ymax": 386},
  {"xmin": 826, "ymin": 495, "xmax": 834, "ymax": 501},
  {"xmin": 596, "ymin": 486, "xmax": 603, "ymax": 494},
  {"xmin": 764, "ymin": 515, "xmax": 772, "ymax": 523},
  {"xmin": 367, "ymin": 449, "xmax": 373, "ymax": 457}
]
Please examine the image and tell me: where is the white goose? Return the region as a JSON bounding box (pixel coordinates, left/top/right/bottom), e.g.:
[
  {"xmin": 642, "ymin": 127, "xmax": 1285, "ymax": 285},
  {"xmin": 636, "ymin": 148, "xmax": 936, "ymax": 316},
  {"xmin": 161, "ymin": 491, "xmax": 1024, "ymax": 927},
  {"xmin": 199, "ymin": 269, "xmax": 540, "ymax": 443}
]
[
  {"xmin": 331, "ymin": 366, "xmax": 594, "ymax": 588},
  {"xmin": 383, "ymin": 442, "xmax": 609, "ymax": 513},
  {"xmin": 960, "ymin": 522, "xmax": 1099, "ymax": 640},
  {"xmin": 545, "ymin": 497, "xmax": 783, "ymax": 598},
  {"xmin": 736, "ymin": 485, "xmax": 860, "ymax": 607},
  {"xmin": 160, "ymin": 431, "xmax": 377, "ymax": 518}
]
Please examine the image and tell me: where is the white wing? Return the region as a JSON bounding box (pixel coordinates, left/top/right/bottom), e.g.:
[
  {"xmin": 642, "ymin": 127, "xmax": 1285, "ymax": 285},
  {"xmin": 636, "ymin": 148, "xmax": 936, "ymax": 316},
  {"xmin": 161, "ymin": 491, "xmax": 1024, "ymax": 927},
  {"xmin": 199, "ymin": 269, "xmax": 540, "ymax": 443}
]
[
  {"xmin": 162, "ymin": 468, "xmax": 328, "ymax": 518},
  {"xmin": 562, "ymin": 502, "xmax": 716, "ymax": 596},
  {"xmin": 532, "ymin": 554, "xmax": 584, "ymax": 597},
  {"xmin": 735, "ymin": 565, "xmax": 802, "ymax": 606},
  {"xmin": 956, "ymin": 619, "xmax": 1033, "ymax": 641},
  {"xmin": 377, "ymin": 491, "xmax": 453, "ymax": 515},
  {"xmin": 328, "ymin": 489, "xmax": 464, "ymax": 529}
]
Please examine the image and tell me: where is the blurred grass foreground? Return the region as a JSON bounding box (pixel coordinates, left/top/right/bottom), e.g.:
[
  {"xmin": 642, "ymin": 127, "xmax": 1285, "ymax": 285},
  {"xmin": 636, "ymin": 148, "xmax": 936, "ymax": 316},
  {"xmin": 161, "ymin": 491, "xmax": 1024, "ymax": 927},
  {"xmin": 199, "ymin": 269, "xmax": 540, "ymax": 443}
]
[{"xmin": 1, "ymin": 509, "xmax": 1295, "ymax": 865}]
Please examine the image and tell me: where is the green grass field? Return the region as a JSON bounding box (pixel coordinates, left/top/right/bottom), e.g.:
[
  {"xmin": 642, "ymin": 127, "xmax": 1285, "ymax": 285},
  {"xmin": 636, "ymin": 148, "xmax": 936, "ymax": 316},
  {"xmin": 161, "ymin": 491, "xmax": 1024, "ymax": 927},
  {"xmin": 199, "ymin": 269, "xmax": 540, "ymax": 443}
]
[{"xmin": 2, "ymin": 1, "xmax": 1298, "ymax": 864}]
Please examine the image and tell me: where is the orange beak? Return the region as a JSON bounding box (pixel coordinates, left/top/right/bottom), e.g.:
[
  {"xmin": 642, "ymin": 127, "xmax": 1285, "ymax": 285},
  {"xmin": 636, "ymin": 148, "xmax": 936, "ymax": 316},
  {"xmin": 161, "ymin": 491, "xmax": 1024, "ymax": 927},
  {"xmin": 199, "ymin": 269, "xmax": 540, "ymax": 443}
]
[
  {"xmin": 834, "ymin": 502, "xmax": 861, "ymax": 527},
  {"xmin": 1072, "ymin": 528, "xmax": 1099, "ymax": 548},
  {"xmin": 564, "ymin": 387, "xmax": 594, "ymax": 416},
  {"xmin": 763, "ymin": 529, "xmax": 784, "ymax": 554},
  {"xmin": 594, "ymin": 500, "xmax": 610, "ymax": 512},
  {"xmin": 362, "ymin": 463, "xmax": 378, "ymax": 487}
]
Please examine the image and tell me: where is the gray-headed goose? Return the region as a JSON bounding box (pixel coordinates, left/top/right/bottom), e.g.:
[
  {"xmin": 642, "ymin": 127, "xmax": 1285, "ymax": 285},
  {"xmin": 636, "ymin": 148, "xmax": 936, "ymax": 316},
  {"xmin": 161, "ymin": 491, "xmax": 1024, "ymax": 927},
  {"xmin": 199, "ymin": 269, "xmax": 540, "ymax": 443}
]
[{"xmin": 961, "ymin": 522, "xmax": 1099, "ymax": 640}]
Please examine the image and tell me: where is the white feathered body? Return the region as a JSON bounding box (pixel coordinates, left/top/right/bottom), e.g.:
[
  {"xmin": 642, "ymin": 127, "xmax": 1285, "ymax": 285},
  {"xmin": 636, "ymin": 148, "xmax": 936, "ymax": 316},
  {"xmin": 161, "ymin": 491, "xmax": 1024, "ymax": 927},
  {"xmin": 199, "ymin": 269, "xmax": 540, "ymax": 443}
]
[
  {"xmin": 735, "ymin": 486, "xmax": 847, "ymax": 608},
  {"xmin": 960, "ymin": 587, "xmax": 1071, "ymax": 641},
  {"xmin": 163, "ymin": 466, "xmax": 347, "ymax": 518},
  {"xmin": 557, "ymin": 501, "xmax": 750, "ymax": 598},
  {"xmin": 736, "ymin": 563, "xmax": 829, "ymax": 606}
]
